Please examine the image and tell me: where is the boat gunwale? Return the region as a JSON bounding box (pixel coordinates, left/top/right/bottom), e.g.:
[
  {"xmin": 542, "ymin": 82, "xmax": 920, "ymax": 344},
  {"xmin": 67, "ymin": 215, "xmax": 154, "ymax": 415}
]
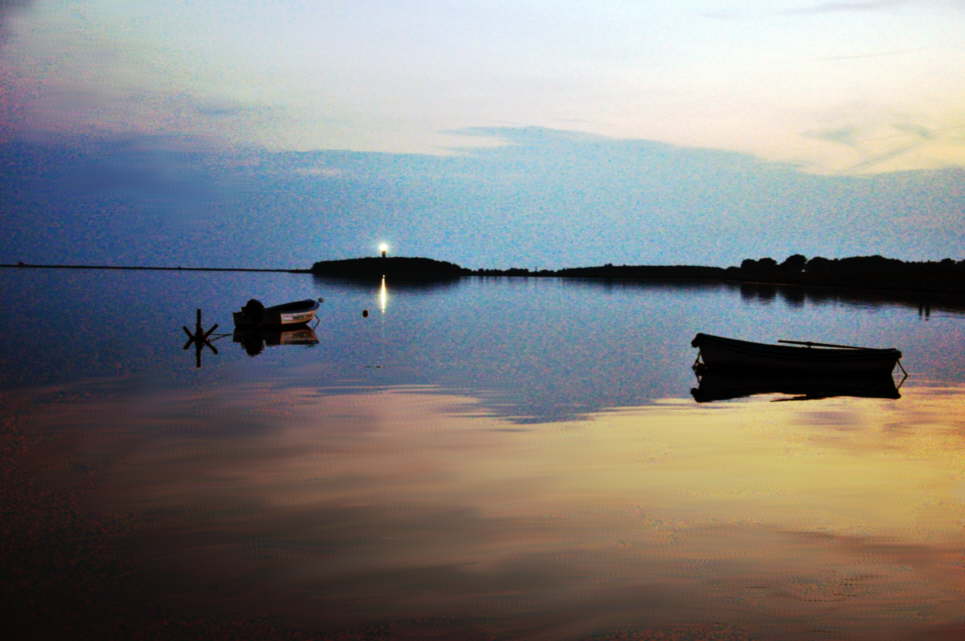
[
  {"xmin": 263, "ymin": 299, "xmax": 320, "ymax": 313},
  {"xmin": 692, "ymin": 332, "xmax": 901, "ymax": 360}
]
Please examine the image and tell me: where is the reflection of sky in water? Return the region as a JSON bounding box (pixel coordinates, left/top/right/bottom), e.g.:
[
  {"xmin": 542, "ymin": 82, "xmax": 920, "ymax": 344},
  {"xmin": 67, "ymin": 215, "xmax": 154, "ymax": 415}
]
[
  {"xmin": 4, "ymin": 378, "xmax": 965, "ymax": 640},
  {"xmin": 2, "ymin": 269, "xmax": 965, "ymax": 638},
  {"xmin": 2, "ymin": 270, "xmax": 961, "ymax": 423}
]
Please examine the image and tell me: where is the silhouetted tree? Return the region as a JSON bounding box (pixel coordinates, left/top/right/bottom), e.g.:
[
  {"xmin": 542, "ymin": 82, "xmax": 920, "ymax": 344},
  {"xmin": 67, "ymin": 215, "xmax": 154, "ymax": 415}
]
[
  {"xmin": 779, "ymin": 254, "xmax": 807, "ymax": 274},
  {"xmin": 805, "ymin": 256, "xmax": 832, "ymax": 274}
]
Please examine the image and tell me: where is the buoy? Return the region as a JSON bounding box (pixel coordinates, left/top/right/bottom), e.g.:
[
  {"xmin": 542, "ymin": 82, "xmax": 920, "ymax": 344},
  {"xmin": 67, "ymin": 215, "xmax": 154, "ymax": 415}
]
[{"xmin": 362, "ymin": 309, "xmax": 369, "ymax": 317}]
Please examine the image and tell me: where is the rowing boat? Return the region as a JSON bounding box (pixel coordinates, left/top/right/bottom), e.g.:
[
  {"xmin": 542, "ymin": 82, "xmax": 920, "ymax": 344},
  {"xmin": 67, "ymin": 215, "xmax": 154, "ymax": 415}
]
[
  {"xmin": 233, "ymin": 298, "xmax": 321, "ymax": 328},
  {"xmin": 691, "ymin": 333, "xmax": 902, "ymax": 375}
]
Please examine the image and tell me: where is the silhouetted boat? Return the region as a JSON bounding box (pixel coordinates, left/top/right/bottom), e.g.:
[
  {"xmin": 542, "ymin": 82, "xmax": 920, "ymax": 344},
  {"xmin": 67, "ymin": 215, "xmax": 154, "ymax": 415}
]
[
  {"xmin": 232, "ymin": 326, "xmax": 319, "ymax": 356},
  {"xmin": 691, "ymin": 370, "xmax": 901, "ymax": 402},
  {"xmin": 233, "ymin": 298, "xmax": 320, "ymax": 328},
  {"xmin": 691, "ymin": 333, "xmax": 902, "ymax": 375}
]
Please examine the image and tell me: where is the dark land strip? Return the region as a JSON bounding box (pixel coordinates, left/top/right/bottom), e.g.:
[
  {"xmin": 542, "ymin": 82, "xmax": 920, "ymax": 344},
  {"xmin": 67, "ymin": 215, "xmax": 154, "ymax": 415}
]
[
  {"xmin": 309, "ymin": 255, "xmax": 964, "ymax": 297},
  {"xmin": 5, "ymin": 254, "xmax": 964, "ymax": 303},
  {"xmin": 1, "ymin": 263, "xmax": 308, "ymax": 273}
]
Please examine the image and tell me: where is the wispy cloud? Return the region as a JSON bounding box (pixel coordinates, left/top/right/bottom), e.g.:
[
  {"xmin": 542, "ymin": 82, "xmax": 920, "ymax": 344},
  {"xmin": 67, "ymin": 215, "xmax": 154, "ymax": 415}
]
[
  {"xmin": 893, "ymin": 121, "xmax": 937, "ymax": 141},
  {"xmin": 703, "ymin": 1, "xmax": 916, "ymax": 20},
  {"xmin": 846, "ymin": 142, "xmax": 925, "ymax": 172},
  {"xmin": 781, "ymin": 1, "xmax": 908, "ymax": 15},
  {"xmin": 802, "ymin": 118, "xmax": 962, "ymax": 173},
  {"xmin": 840, "ymin": 121, "xmax": 952, "ymax": 171},
  {"xmin": 292, "ymin": 166, "xmax": 344, "ymax": 178},
  {"xmin": 0, "ymin": 0, "xmax": 31, "ymax": 20},
  {"xmin": 698, "ymin": 9, "xmax": 749, "ymax": 20},
  {"xmin": 818, "ymin": 47, "xmax": 926, "ymax": 61},
  {"xmin": 194, "ymin": 101, "xmax": 249, "ymax": 118},
  {"xmin": 4, "ymin": 126, "xmax": 962, "ymax": 272},
  {"xmin": 0, "ymin": 0, "xmax": 31, "ymax": 42},
  {"xmin": 804, "ymin": 126, "xmax": 862, "ymax": 147}
]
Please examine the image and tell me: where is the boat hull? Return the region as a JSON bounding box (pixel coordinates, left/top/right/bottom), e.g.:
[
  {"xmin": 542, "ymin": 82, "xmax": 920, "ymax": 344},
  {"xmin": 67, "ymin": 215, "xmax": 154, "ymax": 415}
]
[
  {"xmin": 692, "ymin": 370, "xmax": 900, "ymax": 402},
  {"xmin": 691, "ymin": 333, "xmax": 901, "ymax": 375}
]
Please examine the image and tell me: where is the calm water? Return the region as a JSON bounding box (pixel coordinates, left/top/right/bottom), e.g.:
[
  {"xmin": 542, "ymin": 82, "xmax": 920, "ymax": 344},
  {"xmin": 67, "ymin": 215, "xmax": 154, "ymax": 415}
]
[{"xmin": 2, "ymin": 269, "xmax": 964, "ymax": 640}]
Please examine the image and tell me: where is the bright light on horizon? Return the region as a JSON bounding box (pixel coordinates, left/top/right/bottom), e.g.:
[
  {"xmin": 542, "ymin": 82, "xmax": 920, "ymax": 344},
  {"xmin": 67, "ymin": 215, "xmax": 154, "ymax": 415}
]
[{"xmin": 378, "ymin": 242, "xmax": 389, "ymax": 257}]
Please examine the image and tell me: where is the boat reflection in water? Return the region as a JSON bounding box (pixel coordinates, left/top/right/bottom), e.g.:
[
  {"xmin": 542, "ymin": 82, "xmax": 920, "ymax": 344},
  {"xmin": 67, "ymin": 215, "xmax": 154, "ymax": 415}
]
[
  {"xmin": 232, "ymin": 326, "xmax": 319, "ymax": 357},
  {"xmin": 690, "ymin": 332, "xmax": 906, "ymax": 402},
  {"xmin": 692, "ymin": 369, "xmax": 903, "ymax": 402}
]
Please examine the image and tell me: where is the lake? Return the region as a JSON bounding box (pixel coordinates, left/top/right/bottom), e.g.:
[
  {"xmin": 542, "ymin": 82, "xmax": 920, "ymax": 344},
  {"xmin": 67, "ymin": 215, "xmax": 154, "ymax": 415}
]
[{"xmin": 2, "ymin": 269, "xmax": 964, "ymax": 640}]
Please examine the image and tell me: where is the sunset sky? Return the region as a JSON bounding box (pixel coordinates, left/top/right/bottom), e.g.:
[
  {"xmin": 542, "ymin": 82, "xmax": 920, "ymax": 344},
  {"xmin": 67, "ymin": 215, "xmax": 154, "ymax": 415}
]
[{"xmin": 1, "ymin": 0, "xmax": 962, "ymax": 268}]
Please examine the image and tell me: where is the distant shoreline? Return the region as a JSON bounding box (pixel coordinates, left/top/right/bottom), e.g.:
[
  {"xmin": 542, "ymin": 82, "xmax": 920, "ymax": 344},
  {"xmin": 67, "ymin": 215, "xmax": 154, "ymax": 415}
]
[
  {"xmin": 0, "ymin": 263, "xmax": 308, "ymax": 274},
  {"xmin": 4, "ymin": 254, "xmax": 963, "ymax": 301},
  {"xmin": 308, "ymin": 255, "xmax": 965, "ymax": 299}
]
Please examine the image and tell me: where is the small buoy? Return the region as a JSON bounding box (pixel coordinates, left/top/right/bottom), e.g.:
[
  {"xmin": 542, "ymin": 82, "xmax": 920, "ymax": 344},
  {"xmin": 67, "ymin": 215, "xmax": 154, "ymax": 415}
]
[{"xmin": 362, "ymin": 309, "xmax": 369, "ymax": 318}]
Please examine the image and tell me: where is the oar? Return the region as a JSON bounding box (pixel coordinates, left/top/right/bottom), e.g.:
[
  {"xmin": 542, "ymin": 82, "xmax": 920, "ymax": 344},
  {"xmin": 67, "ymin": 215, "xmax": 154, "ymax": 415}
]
[{"xmin": 778, "ymin": 339, "xmax": 880, "ymax": 350}]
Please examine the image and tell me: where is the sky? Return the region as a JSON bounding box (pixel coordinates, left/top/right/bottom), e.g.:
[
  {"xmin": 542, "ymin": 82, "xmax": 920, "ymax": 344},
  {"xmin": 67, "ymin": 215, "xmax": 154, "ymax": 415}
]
[{"xmin": 1, "ymin": 0, "xmax": 963, "ymax": 269}]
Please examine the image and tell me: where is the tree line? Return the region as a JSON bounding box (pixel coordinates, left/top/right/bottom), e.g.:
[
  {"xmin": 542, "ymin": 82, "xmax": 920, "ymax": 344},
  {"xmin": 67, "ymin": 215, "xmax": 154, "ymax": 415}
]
[{"xmin": 732, "ymin": 254, "xmax": 964, "ymax": 293}]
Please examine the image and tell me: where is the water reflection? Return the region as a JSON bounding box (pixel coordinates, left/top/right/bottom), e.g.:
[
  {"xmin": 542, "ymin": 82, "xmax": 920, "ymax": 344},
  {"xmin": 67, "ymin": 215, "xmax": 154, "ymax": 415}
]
[
  {"xmin": 571, "ymin": 276, "xmax": 965, "ymax": 317},
  {"xmin": 565, "ymin": 275, "xmax": 965, "ymax": 315},
  {"xmin": 741, "ymin": 282, "xmax": 778, "ymax": 304},
  {"xmin": 692, "ymin": 371, "xmax": 904, "ymax": 402},
  {"xmin": 180, "ymin": 308, "xmax": 225, "ymax": 368},
  {"xmin": 232, "ymin": 326, "xmax": 319, "ymax": 356},
  {"xmin": 378, "ymin": 274, "xmax": 389, "ymax": 314},
  {"xmin": 312, "ymin": 272, "xmax": 463, "ymax": 292},
  {"xmin": 3, "ymin": 379, "xmax": 964, "ymax": 640},
  {"xmin": 1, "ymin": 270, "xmax": 963, "ymax": 421}
]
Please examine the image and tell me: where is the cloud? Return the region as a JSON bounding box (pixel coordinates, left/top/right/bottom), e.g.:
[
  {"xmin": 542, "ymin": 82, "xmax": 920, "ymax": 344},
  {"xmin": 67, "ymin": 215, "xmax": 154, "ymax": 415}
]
[
  {"xmin": 194, "ymin": 101, "xmax": 248, "ymax": 118},
  {"xmin": 818, "ymin": 47, "xmax": 926, "ymax": 61},
  {"xmin": 0, "ymin": 0, "xmax": 31, "ymax": 42},
  {"xmin": 702, "ymin": 1, "xmax": 914, "ymax": 20},
  {"xmin": 804, "ymin": 126, "xmax": 862, "ymax": 147},
  {"xmin": 699, "ymin": 9, "xmax": 749, "ymax": 20},
  {"xmin": 781, "ymin": 1, "xmax": 908, "ymax": 15},
  {"xmin": 797, "ymin": 113, "xmax": 964, "ymax": 174},
  {"xmin": 846, "ymin": 142, "xmax": 927, "ymax": 172},
  {"xmin": 2, "ymin": 127, "xmax": 962, "ymax": 277},
  {"xmin": 893, "ymin": 121, "xmax": 936, "ymax": 141},
  {"xmin": 0, "ymin": 0, "xmax": 31, "ymax": 20},
  {"xmin": 292, "ymin": 165, "xmax": 344, "ymax": 177}
]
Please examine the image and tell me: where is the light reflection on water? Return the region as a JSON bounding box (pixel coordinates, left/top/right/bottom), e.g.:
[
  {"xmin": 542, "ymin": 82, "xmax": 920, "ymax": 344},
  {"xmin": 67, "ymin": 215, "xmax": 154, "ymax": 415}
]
[
  {"xmin": 2, "ymin": 270, "xmax": 965, "ymax": 639},
  {"xmin": 1, "ymin": 270, "xmax": 963, "ymax": 420},
  {"xmin": 3, "ymin": 377, "xmax": 964, "ymax": 640}
]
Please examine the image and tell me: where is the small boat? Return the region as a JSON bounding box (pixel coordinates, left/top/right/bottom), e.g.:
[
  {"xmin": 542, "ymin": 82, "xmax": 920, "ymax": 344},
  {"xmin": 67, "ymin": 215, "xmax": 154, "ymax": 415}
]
[
  {"xmin": 691, "ymin": 333, "xmax": 902, "ymax": 375},
  {"xmin": 691, "ymin": 369, "xmax": 901, "ymax": 403},
  {"xmin": 233, "ymin": 298, "xmax": 320, "ymax": 328}
]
